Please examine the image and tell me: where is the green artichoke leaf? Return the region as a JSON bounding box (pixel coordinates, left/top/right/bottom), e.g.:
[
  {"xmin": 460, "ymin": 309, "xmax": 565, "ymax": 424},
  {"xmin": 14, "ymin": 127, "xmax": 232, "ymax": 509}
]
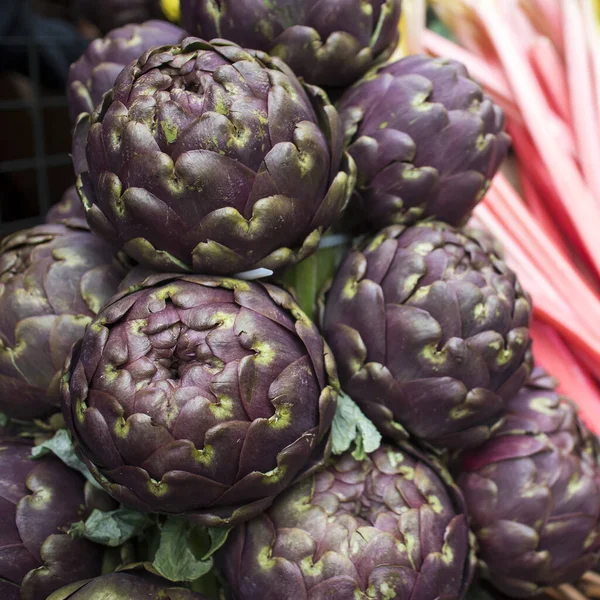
[
  {"xmin": 279, "ymin": 235, "xmax": 351, "ymax": 321},
  {"xmin": 152, "ymin": 517, "xmax": 230, "ymax": 583},
  {"xmin": 70, "ymin": 507, "xmax": 152, "ymax": 547},
  {"xmin": 31, "ymin": 429, "xmax": 102, "ymax": 488},
  {"xmin": 202, "ymin": 528, "xmax": 231, "ymax": 560},
  {"xmin": 0, "ymin": 412, "xmax": 8, "ymax": 426},
  {"xmin": 331, "ymin": 391, "xmax": 381, "ymax": 460}
]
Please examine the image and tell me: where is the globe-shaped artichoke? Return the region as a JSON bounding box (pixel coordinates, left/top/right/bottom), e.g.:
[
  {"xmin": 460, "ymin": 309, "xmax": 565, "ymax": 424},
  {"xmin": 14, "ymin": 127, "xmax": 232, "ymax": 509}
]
[
  {"xmin": 457, "ymin": 369, "xmax": 600, "ymax": 597},
  {"xmin": 180, "ymin": 0, "xmax": 402, "ymax": 88},
  {"xmin": 321, "ymin": 222, "xmax": 532, "ymax": 450},
  {"xmin": 219, "ymin": 443, "xmax": 474, "ymax": 599},
  {"xmin": 67, "ymin": 20, "xmax": 186, "ymax": 124},
  {"xmin": 48, "ymin": 573, "xmax": 207, "ymax": 600},
  {"xmin": 337, "ymin": 55, "xmax": 511, "ymax": 229},
  {"xmin": 77, "ymin": 0, "xmax": 163, "ymax": 34},
  {"xmin": 0, "ymin": 440, "xmax": 117, "ymax": 600},
  {"xmin": 0, "ymin": 221, "xmax": 130, "ymax": 420},
  {"xmin": 46, "ymin": 186, "xmax": 86, "ymax": 224},
  {"xmin": 62, "ymin": 273, "xmax": 338, "ymax": 527},
  {"xmin": 73, "ymin": 37, "xmax": 355, "ymax": 275}
]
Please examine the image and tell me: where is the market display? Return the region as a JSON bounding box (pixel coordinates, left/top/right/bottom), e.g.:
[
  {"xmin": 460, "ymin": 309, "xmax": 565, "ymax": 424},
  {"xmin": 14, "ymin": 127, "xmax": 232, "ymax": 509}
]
[{"xmin": 1, "ymin": 2, "xmax": 599, "ymax": 599}]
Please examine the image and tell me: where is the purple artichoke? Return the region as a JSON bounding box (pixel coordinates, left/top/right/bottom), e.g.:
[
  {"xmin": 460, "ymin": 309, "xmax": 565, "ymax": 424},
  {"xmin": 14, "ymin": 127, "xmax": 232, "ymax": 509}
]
[
  {"xmin": 0, "ymin": 221, "xmax": 130, "ymax": 420},
  {"xmin": 46, "ymin": 186, "xmax": 86, "ymax": 224},
  {"xmin": 61, "ymin": 273, "xmax": 338, "ymax": 527},
  {"xmin": 67, "ymin": 20, "xmax": 186, "ymax": 124},
  {"xmin": 78, "ymin": 0, "xmax": 163, "ymax": 34},
  {"xmin": 457, "ymin": 370, "xmax": 600, "ymax": 597},
  {"xmin": 72, "ymin": 37, "xmax": 355, "ymax": 275},
  {"xmin": 219, "ymin": 443, "xmax": 474, "ymax": 600},
  {"xmin": 180, "ymin": 0, "xmax": 402, "ymax": 88},
  {"xmin": 0, "ymin": 440, "xmax": 117, "ymax": 600},
  {"xmin": 337, "ymin": 55, "xmax": 511, "ymax": 229},
  {"xmin": 321, "ymin": 222, "xmax": 532, "ymax": 450},
  {"xmin": 48, "ymin": 573, "xmax": 207, "ymax": 600}
]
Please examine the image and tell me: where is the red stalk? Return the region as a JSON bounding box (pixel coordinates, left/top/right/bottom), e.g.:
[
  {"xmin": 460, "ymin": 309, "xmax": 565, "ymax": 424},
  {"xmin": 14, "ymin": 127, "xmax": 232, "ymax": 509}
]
[
  {"xmin": 563, "ymin": 0, "xmax": 600, "ymax": 202},
  {"xmin": 530, "ymin": 320, "xmax": 600, "ymax": 431},
  {"xmin": 519, "ymin": 0, "xmax": 564, "ymax": 52},
  {"xmin": 474, "ymin": 2, "xmax": 600, "ymax": 278},
  {"xmin": 519, "ymin": 172, "xmax": 570, "ymax": 255},
  {"xmin": 581, "ymin": 0, "xmax": 600, "ymax": 132},
  {"xmin": 488, "ymin": 175, "xmax": 600, "ymax": 321},
  {"xmin": 507, "ymin": 124, "xmax": 591, "ymax": 264},
  {"xmin": 528, "ymin": 36, "xmax": 571, "ymax": 123}
]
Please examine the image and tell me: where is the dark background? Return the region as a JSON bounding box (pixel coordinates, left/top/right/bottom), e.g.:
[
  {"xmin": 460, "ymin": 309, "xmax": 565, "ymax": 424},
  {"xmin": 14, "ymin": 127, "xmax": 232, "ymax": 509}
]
[
  {"xmin": 0, "ymin": 0, "xmax": 162, "ymax": 236},
  {"xmin": 0, "ymin": 0, "xmax": 93, "ymax": 235}
]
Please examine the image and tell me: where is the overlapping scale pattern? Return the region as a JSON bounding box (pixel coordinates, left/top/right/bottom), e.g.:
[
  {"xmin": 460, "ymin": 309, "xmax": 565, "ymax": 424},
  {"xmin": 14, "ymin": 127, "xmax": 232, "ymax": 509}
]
[
  {"xmin": 338, "ymin": 55, "xmax": 511, "ymax": 229},
  {"xmin": 458, "ymin": 370, "xmax": 600, "ymax": 597},
  {"xmin": 0, "ymin": 221, "xmax": 129, "ymax": 420},
  {"xmin": 67, "ymin": 20, "xmax": 186, "ymax": 123},
  {"xmin": 62, "ymin": 273, "xmax": 338, "ymax": 526},
  {"xmin": 0, "ymin": 440, "xmax": 115, "ymax": 600},
  {"xmin": 180, "ymin": 0, "xmax": 402, "ymax": 87},
  {"xmin": 73, "ymin": 38, "xmax": 355, "ymax": 275},
  {"xmin": 48, "ymin": 573, "xmax": 207, "ymax": 600},
  {"xmin": 219, "ymin": 444, "xmax": 474, "ymax": 600},
  {"xmin": 322, "ymin": 222, "xmax": 532, "ymax": 449}
]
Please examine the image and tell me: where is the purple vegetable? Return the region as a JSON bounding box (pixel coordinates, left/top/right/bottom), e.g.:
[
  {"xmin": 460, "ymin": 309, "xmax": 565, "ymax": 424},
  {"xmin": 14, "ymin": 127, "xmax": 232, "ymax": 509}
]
[
  {"xmin": 61, "ymin": 273, "xmax": 338, "ymax": 526},
  {"xmin": 337, "ymin": 55, "xmax": 511, "ymax": 229}
]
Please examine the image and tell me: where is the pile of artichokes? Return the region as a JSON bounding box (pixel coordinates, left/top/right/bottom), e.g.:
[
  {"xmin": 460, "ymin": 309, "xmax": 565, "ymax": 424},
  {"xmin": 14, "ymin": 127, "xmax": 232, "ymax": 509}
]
[{"xmin": 1, "ymin": 2, "xmax": 598, "ymax": 599}]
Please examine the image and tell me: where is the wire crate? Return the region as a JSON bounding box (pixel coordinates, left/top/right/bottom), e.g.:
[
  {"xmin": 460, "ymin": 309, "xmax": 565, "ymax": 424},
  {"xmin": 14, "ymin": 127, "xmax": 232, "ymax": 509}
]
[{"xmin": 0, "ymin": 0, "xmax": 87, "ymax": 236}]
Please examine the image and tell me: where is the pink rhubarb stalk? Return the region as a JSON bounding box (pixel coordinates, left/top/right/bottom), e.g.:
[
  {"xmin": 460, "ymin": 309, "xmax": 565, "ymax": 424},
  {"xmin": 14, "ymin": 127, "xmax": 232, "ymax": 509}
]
[
  {"xmin": 563, "ymin": 0, "xmax": 600, "ymax": 201},
  {"xmin": 475, "ymin": 1, "xmax": 600, "ymax": 277},
  {"xmin": 531, "ymin": 320, "xmax": 600, "ymax": 432}
]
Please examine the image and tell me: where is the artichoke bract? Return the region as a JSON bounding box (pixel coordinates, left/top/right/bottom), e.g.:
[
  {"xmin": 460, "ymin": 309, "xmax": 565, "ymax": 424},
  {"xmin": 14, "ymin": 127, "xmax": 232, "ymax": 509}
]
[
  {"xmin": 219, "ymin": 443, "xmax": 474, "ymax": 600},
  {"xmin": 67, "ymin": 20, "xmax": 186, "ymax": 124},
  {"xmin": 457, "ymin": 370, "xmax": 600, "ymax": 597},
  {"xmin": 61, "ymin": 273, "xmax": 338, "ymax": 527},
  {"xmin": 180, "ymin": 0, "xmax": 402, "ymax": 88},
  {"xmin": 73, "ymin": 37, "xmax": 355, "ymax": 275},
  {"xmin": 338, "ymin": 55, "xmax": 510, "ymax": 229},
  {"xmin": 46, "ymin": 185, "xmax": 86, "ymax": 224},
  {"xmin": 321, "ymin": 222, "xmax": 532, "ymax": 450},
  {"xmin": 0, "ymin": 440, "xmax": 116, "ymax": 600},
  {"xmin": 47, "ymin": 573, "xmax": 207, "ymax": 600},
  {"xmin": 0, "ymin": 221, "xmax": 130, "ymax": 420}
]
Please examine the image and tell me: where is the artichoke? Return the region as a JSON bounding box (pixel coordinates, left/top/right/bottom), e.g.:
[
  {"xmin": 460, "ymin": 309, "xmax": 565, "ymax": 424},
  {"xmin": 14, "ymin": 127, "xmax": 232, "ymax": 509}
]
[
  {"xmin": 321, "ymin": 222, "xmax": 532, "ymax": 450},
  {"xmin": 61, "ymin": 273, "xmax": 338, "ymax": 527},
  {"xmin": 73, "ymin": 37, "xmax": 355, "ymax": 275},
  {"xmin": 67, "ymin": 20, "xmax": 186, "ymax": 124},
  {"xmin": 219, "ymin": 443, "xmax": 474, "ymax": 600},
  {"xmin": 457, "ymin": 369, "xmax": 600, "ymax": 597},
  {"xmin": 0, "ymin": 439, "xmax": 117, "ymax": 600},
  {"xmin": 47, "ymin": 573, "xmax": 206, "ymax": 600},
  {"xmin": 337, "ymin": 55, "xmax": 510, "ymax": 229},
  {"xmin": 46, "ymin": 186, "xmax": 86, "ymax": 224},
  {"xmin": 180, "ymin": 0, "xmax": 402, "ymax": 88},
  {"xmin": 0, "ymin": 221, "xmax": 130, "ymax": 420}
]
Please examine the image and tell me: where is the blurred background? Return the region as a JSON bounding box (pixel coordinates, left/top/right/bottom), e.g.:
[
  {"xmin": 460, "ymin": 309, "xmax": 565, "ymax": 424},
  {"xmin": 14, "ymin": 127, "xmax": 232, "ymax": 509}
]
[{"xmin": 0, "ymin": 0, "xmax": 164, "ymax": 236}]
